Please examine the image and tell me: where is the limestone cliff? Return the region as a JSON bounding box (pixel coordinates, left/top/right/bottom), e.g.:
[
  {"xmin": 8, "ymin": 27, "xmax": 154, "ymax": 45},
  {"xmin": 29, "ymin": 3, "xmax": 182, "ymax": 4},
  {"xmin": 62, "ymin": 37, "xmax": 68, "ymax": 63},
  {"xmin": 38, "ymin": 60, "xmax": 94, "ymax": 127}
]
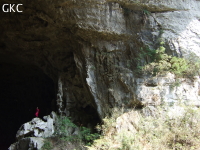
[{"xmin": 0, "ymin": 0, "xmax": 200, "ymax": 149}]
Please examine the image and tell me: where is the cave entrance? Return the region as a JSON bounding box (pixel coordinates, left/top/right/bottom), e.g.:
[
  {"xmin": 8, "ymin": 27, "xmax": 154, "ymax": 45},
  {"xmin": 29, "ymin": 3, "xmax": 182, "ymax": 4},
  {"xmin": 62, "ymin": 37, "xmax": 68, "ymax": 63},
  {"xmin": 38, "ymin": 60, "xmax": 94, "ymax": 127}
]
[{"xmin": 0, "ymin": 55, "xmax": 55, "ymax": 149}]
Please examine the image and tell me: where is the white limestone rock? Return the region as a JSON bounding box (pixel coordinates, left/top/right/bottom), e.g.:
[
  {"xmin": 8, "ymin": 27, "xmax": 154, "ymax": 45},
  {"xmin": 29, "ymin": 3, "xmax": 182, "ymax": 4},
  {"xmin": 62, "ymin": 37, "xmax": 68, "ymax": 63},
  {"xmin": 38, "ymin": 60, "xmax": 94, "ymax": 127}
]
[
  {"xmin": 16, "ymin": 111, "xmax": 57, "ymax": 140},
  {"xmin": 136, "ymin": 74, "xmax": 200, "ymax": 106},
  {"xmin": 116, "ymin": 110, "xmax": 140, "ymax": 134}
]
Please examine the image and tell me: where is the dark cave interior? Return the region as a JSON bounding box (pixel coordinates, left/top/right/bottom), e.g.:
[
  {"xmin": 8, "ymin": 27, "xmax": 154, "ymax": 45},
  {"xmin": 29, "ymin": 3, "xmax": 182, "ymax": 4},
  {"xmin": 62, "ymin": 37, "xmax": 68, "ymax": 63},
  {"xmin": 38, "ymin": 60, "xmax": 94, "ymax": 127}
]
[
  {"xmin": 0, "ymin": 2, "xmax": 103, "ymax": 148},
  {"xmin": 0, "ymin": 55, "xmax": 55, "ymax": 149},
  {"xmin": 0, "ymin": 53, "xmax": 101, "ymax": 150}
]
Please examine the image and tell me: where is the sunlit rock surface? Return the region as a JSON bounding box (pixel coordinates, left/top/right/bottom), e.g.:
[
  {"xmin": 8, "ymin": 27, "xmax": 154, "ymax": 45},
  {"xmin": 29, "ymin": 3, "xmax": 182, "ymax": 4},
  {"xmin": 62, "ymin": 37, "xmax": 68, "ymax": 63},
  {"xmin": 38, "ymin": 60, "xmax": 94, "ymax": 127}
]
[
  {"xmin": 136, "ymin": 73, "xmax": 200, "ymax": 106},
  {"xmin": 0, "ymin": 1, "xmax": 200, "ymax": 145},
  {"xmin": 16, "ymin": 112, "xmax": 56, "ymax": 140},
  {"xmin": 8, "ymin": 112, "xmax": 56, "ymax": 150}
]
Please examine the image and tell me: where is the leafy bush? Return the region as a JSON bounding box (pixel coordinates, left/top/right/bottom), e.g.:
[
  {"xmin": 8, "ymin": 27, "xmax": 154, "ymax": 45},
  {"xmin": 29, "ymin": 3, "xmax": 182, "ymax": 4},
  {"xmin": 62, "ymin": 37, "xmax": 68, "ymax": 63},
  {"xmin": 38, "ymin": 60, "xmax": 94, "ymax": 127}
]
[
  {"xmin": 184, "ymin": 53, "xmax": 200, "ymax": 77},
  {"xmin": 88, "ymin": 105, "xmax": 200, "ymax": 150},
  {"xmin": 80, "ymin": 127, "xmax": 100, "ymax": 146},
  {"xmin": 54, "ymin": 116, "xmax": 99, "ymax": 145},
  {"xmin": 54, "ymin": 116, "xmax": 77, "ymax": 141},
  {"xmin": 170, "ymin": 56, "xmax": 188, "ymax": 76},
  {"xmin": 137, "ymin": 45, "xmax": 200, "ymax": 77}
]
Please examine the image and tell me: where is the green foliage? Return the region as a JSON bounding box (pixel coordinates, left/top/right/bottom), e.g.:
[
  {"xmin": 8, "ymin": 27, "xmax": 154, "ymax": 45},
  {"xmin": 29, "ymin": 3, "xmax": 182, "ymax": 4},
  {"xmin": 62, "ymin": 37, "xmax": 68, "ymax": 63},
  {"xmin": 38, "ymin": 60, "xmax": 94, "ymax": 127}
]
[
  {"xmin": 136, "ymin": 44, "xmax": 200, "ymax": 77},
  {"xmin": 54, "ymin": 116, "xmax": 76, "ymax": 139},
  {"xmin": 42, "ymin": 139, "xmax": 53, "ymax": 150},
  {"xmin": 143, "ymin": 9, "xmax": 151, "ymax": 15},
  {"xmin": 54, "ymin": 116, "xmax": 99, "ymax": 145},
  {"xmin": 170, "ymin": 57, "xmax": 188, "ymax": 76},
  {"xmin": 184, "ymin": 53, "xmax": 200, "ymax": 77},
  {"xmin": 80, "ymin": 127, "xmax": 100, "ymax": 146},
  {"xmin": 88, "ymin": 105, "xmax": 200, "ymax": 150}
]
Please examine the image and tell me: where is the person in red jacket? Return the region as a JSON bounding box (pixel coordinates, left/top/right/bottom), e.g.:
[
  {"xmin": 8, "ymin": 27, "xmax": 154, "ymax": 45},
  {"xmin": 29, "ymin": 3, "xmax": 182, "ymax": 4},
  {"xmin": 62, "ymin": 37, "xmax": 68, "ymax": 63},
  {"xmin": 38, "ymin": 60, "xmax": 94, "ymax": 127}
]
[{"xmin": 35, "ymin": 107, "xmax": 39, "ymax": 117}]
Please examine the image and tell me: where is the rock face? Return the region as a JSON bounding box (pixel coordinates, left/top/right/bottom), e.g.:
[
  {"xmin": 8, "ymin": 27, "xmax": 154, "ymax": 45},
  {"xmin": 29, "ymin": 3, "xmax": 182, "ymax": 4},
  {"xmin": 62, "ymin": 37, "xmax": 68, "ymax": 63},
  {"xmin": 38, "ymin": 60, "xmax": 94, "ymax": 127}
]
[
  {"xmin": 116, "ymin": 110, "xmax": 140, "ymax": 134},
  {"xmin": 0, "ymin": 0, "xmax": 200, "ymax": 138},
  {"xmin": 136, "ymin": 73, "xmax": 200, "ymax": 106},
  {"xmin": 9, "ymin": 137, "xmax": 44, "ymax": 150},
  {"xmin": 16, "ymin": 112, "xmax": 56, "ymax": 140},
  {"xmin": 8, "ymin": 112, "xmax": 56, "ymax": 150}
]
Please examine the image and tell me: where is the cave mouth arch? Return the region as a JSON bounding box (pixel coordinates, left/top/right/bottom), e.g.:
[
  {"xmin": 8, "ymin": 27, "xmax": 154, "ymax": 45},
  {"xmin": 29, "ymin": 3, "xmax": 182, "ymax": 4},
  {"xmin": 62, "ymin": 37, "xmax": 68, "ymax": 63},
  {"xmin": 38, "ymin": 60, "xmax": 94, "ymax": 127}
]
[
  {"xmin": 0, "ymin": 55, "xmax": 56, "ymax": 149},
  {"xmin": 0, "ymin": 52, "xmax": 102, "ymax": 149}
]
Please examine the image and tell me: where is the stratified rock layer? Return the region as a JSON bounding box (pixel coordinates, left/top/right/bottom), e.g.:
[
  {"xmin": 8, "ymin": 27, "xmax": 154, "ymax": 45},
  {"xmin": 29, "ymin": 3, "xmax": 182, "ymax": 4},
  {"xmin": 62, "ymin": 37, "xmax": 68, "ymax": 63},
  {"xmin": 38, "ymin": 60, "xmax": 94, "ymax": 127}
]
[{"xmin": 0, "ymin": 0, "xmax": 200, "ymax": 120}]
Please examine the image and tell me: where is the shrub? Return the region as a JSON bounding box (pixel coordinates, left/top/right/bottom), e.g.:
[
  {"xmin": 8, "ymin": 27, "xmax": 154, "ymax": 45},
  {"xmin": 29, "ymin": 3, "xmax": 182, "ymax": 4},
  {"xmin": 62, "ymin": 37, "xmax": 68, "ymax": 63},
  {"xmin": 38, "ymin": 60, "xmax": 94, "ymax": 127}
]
[
  {"xmin": 54, "ymin": 116, "xmax": 99, "ymax": 145},
  {"xmin": 80, "ymin": 127, "xmax": 100, "ymax": 146},
  {"xmin": 137, "ymin": 45, "xmax": 200, "ymax": 77},
  {"xmin": 88, "ymin": 105, "xmax": 200, "ymax": 150},
  {"xmin": 54, "ymin": 116, "xmax": 78, "ymax": 141},
  {"xmin": 184, "ymin": 53, "xmax": 200, "ymax": 77},
  {"xmin": 170, "ymin": 56, "xmax": 188, "ymax": 76}
]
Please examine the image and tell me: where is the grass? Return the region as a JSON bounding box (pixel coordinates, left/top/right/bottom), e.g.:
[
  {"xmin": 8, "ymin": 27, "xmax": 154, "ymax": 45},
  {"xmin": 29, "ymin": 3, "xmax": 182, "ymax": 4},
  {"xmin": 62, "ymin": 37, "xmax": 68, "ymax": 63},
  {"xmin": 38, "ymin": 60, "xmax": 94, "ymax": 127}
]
[{"xmin": 88, "ymin": 104, "xmax": 200, "ymax": 150}]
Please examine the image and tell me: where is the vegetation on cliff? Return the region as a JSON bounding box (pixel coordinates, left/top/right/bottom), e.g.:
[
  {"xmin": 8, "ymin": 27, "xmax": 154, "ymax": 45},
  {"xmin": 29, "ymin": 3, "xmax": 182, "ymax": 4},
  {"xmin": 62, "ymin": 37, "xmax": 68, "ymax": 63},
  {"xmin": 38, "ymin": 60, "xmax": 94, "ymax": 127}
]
[
  {"xmin": 42, "ymin": 116, "xmax": 100, "ymax": 150},
  {"xmin": 136, "ymin": 44, "xmax": 200, "ymax": 77},
  {"xmin": 88, "ymin": 104, "xmax": 200, "ymax": 150}
]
